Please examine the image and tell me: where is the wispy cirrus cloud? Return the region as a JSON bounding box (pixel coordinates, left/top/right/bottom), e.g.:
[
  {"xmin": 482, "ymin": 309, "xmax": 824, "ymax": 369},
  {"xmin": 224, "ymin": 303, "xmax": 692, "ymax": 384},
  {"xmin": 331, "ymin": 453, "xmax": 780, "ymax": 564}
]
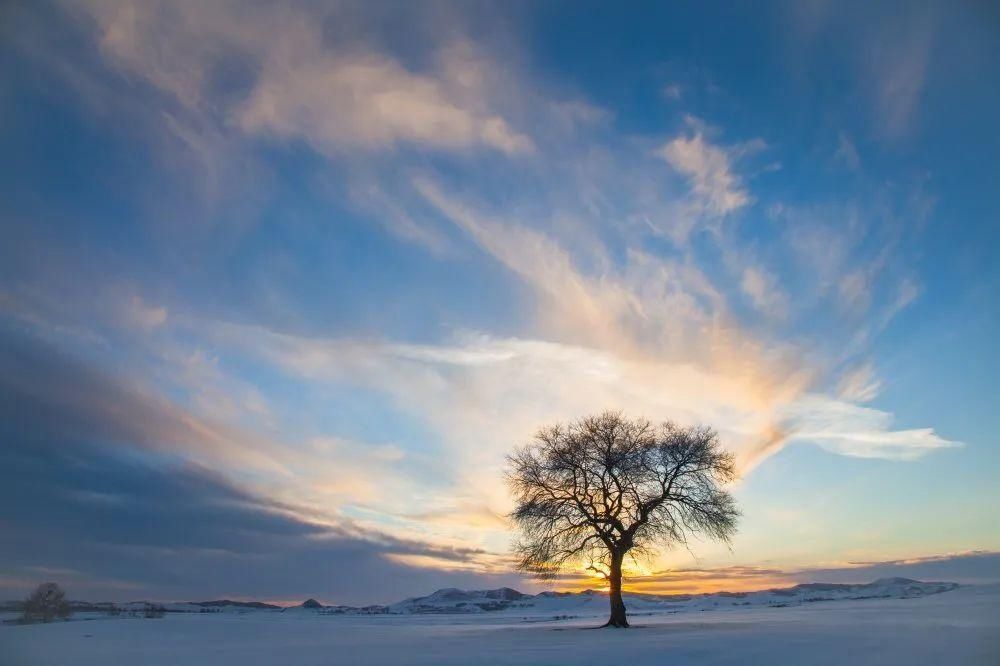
[
  {"xmin": 239, "ymin": 42, "xmax": 534, "ymax": 156},
  {"xmin": 205, "ymin": 318, "xmax": 957, "ymax": 500},
  {"xmin": 868, "ymin": 12, "xmax": 935, "ymax": 139},
  {"xmin": 740, "ymin": 264, "xmax": 790, "ymax": 321},
  {"xmin": 837, "ymin": 362, "xmax": 882, "ymax": 403},
  {"xmin": 657, "ymin": 117, "xmax": 762, "ymax": 216},
  {"xmin": 785, "ymin": 1, "xmax": 938, "ymax": 140},
  {"xmin": 834, "ymin": 131, "xmax": 861, "ymax": 170},
  {"xmin": 78, "ymin": 1, "xmax": 533, "ymax": 156},
  {"xmin": 779, "ymin": 394, "xmax": 958, "ymax": 461}
]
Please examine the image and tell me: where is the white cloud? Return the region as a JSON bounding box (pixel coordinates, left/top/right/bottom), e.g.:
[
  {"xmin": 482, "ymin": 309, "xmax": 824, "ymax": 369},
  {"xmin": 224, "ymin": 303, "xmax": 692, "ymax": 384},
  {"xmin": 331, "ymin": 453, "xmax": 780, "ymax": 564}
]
[
  {"xmin": 835, "ymin": 131, "xmax": 861, "ymax": 170},
  {"xmin": 212, "ymin": 321, "xmax": 959, "ymax": 499},
  {"xmin": 301, "ymin": 436, "xmax": 412, "ymax": 506},
  {"xmin": 869, "ymin": 11, "xmax": 935, "ymax": 139},
  {"xmin": 401, "ymin": 184, "xmax": 960, "ymax": 476},
  {"xmin": 148, "ymin": 188, "xmax": 924, "ymax": 499},
  {"xmin": 212, "ymin": 324, "xmax": 791, "ymax": 481},
  {"xmin": 122, "ymin": 295, "xmax": 167, "ymax": 330},
  {"xmin": 414, "ymin": 177, "xmax": 736, "ymax": 359},
  {"xmin": 879, "ymin": 277, "xmax": 921, "ymax": 329},
  {"xmin": 782, "ymin": 395, "xmax": 959, "ymax": 460},
  {"xmin": 837, "ymin": 362, "xmax": 882, "ymax": 403},
  {"xmin": 657, "ymin": 122, "xmax": 755, "ymax": 216},
  {"xmin": 838, "ymin": 267, "xmax": 873, "ymax": 314},
  {"xmin": 741, "ymin": 265, "xmax": 789, "ymax": 320},
  {"xmin": 785, "ymin": 1, "xmax": 936, "ymax": 141},
  {"xmin": 238, "ymin": 46, "xmax": 534, "ymax": 156},
  {"xmin": 79, "ymin": 1, "xmax": 534, "ymax": 156}
]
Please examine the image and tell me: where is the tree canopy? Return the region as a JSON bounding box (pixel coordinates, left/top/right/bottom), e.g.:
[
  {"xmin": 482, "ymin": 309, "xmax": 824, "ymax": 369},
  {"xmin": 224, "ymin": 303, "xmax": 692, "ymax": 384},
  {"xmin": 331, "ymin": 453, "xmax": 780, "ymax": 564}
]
[
  {"xmin": 506, "ymin": 412, "xmax": 739, "ymax": 627},
  {"xmin": 23, "ymin": 582, "xmax": 71, "ymax": 623}
]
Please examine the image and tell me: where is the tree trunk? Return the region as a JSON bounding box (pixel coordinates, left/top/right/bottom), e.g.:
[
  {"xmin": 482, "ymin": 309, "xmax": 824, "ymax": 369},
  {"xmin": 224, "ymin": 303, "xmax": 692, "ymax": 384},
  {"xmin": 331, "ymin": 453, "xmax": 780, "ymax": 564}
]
[{"xmin": 604, "ymin": 551, "xmax": 629, "ymax": 628}]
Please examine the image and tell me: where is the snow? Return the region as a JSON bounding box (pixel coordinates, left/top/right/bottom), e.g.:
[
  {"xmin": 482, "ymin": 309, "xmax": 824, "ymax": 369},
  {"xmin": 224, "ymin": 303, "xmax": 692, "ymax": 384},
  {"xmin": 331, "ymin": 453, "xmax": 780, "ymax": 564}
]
[
  {"xmin": 298, "ymin": 577, "xmax": 962, "ymax": 616},
  {"xmin": 3, "ymin": 583, "xmax": 998, "ymax": 665}
]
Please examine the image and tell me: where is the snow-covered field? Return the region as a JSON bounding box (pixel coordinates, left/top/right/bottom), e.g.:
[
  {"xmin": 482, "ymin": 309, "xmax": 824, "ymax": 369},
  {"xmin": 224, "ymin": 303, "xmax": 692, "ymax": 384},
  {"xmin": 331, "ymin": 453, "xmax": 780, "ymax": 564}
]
[{"xmin": 4, "ymin": 583, "xmax": 999, "ymax": 665}]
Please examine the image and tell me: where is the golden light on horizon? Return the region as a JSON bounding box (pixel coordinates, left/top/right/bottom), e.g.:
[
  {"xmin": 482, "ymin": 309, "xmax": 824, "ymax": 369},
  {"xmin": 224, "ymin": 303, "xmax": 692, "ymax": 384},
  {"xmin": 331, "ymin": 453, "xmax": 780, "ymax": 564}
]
[{"xmin": 551, "ymin": 561, "xmax": 796, "ymax": 597}]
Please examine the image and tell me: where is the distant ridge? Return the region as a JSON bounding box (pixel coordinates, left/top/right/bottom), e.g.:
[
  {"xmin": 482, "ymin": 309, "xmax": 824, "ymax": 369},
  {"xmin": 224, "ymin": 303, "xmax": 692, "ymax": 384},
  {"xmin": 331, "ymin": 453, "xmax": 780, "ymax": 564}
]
[
  {"xmin": 1, "ymin": 579, "xmax": 961, "ymax": 617},
  {"xmin": 192, "ymin": 600, "xmax": 282, "ymax": 610},
  {"xmin": 380, "ymin": 579, "xmax": 959, "ymax": 615}
]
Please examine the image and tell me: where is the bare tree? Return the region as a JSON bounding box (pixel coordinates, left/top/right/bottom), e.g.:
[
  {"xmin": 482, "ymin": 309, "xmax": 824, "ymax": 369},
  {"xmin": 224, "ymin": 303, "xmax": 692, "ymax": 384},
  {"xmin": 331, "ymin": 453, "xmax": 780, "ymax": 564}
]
[
  {"xmin": 506, "ymin": 412, "xmax": 739, "ymax": 627},
  {"xmin": 22, "ymin": 582, "xmax": 71, "ymax": 623}
]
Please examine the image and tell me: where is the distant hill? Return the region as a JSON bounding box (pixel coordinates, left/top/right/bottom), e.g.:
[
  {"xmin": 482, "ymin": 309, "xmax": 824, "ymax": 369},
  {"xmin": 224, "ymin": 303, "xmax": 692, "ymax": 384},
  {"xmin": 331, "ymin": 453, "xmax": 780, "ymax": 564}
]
[
  {"xmin": 389, "ymin": 587, "xmax": 528, "ymax": 614},
  {"xmin": 1, "ymin": 578, "xmax": 961, "ymax": 619},
  {"xmin": 379, "ymin": 578, "xmax": 959, "ymax": 615},
  {"xmin": 191, "ymin": 600, "xmax": 282, "ymax": 610}
]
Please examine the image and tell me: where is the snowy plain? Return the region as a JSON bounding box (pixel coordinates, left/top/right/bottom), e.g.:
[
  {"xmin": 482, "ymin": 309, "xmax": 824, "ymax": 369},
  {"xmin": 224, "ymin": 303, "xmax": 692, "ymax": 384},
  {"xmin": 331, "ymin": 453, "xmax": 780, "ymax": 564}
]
[{"xmin": 3, "ymin": 583, "xmax": 999, "ymax": 665}]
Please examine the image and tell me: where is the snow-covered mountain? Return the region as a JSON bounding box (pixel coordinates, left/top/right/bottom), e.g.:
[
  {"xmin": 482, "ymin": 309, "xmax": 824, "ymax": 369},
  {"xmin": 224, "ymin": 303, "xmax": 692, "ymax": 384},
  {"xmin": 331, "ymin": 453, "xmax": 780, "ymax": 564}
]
[
  {"xmin": 3, "ymin": 578, "xmax": 959, "ymax": 620},
  {"xmin": 330, "ymin": 577, "xmax": 959, "ymax": 616},
  {"xmin": 389, "ymin": 587, "xmax": 528, "ymax": 614}
]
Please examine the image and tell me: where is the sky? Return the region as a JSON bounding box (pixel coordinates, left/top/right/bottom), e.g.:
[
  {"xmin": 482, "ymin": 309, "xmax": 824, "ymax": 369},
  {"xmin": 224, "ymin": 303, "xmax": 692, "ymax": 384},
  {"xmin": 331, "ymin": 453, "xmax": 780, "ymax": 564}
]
[{"xmin": 0, "ymin": 0, "xmax": 998, "ymax": 606}]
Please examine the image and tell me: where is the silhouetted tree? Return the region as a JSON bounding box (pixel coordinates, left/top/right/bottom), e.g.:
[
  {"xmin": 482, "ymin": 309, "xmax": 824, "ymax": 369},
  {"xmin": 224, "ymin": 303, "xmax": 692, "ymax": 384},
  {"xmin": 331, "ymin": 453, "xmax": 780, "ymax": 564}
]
[
  {"xmin": 22, "ymin": 583, "xmax": 71, "ymax": 623},
  {"xmin": 506, "ymin": 412, "xmax": 739, "ymax": 627}
]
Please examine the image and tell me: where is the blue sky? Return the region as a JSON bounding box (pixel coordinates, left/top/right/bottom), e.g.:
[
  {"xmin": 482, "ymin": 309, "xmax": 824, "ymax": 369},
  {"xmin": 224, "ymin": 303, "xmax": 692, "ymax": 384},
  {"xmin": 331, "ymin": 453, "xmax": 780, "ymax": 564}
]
[{"xmin": 1, "ymin": 1, "xmax": 998, "ymax": 604}]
